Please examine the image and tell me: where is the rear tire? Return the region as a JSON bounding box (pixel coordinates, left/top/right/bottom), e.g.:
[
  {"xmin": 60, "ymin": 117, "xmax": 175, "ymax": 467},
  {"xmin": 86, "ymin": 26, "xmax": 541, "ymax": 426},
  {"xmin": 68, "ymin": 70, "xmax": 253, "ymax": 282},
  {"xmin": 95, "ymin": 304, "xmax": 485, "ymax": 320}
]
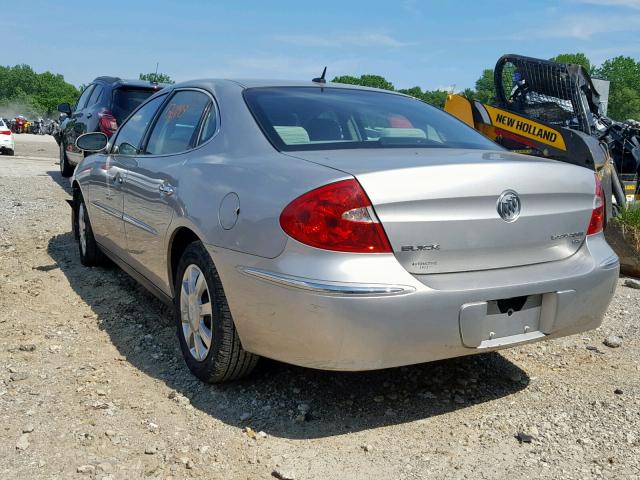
[
  {"xmin": 74, "ymin": 193, "xmax": 107, "ymax": 267},
  {"xmin": 6, "ymin": 149, "xmax": 14, "ymax": 156},
  {"xmin": 174, "ymin": 241, "xmax": 259, "ymax": 383},
  {"xmin": 60, "ymin": 141, "xmax": 74, "ymax": 177}
]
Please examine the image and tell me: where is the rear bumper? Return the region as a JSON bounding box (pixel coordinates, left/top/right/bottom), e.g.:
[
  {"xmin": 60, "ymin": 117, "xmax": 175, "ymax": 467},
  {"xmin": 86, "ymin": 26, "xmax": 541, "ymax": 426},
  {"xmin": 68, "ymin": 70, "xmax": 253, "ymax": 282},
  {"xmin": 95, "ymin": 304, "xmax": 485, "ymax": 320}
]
[
  {"xmin": 210, "ymin": 234, "xmax": 618, "ymax": 371},
  {"xmin": 0, "ymin": 137, "xmax": 14, "ymax": 150}
]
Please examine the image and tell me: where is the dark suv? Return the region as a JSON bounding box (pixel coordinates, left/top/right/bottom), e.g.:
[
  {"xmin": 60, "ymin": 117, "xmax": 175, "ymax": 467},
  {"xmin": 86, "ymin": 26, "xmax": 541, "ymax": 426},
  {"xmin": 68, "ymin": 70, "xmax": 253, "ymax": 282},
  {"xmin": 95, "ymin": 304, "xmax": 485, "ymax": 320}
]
[{"xmin": 57, "ymin": 77, "xmax": 166, "ymax": 177}]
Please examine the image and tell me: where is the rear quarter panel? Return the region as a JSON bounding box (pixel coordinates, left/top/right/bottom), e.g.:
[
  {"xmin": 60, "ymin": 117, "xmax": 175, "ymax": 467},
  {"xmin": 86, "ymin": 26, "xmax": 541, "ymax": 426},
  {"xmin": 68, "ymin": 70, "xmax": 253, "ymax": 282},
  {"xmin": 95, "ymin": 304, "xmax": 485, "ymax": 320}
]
[{"xmin": 171, "ymin": 80, "xmax": 349, "ymax": 260}]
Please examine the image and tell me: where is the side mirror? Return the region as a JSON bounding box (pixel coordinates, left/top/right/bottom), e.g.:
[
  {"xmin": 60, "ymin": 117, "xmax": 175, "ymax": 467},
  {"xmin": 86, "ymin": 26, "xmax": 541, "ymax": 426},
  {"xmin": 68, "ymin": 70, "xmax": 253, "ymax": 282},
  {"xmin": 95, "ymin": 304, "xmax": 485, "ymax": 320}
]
[
  {"xmin": 58, "ymin": 103, "xmax": 72, "ymax": 115},
  {"xmin": 76, "ymin": 132, "xmax": 108, "ymax": 152}
]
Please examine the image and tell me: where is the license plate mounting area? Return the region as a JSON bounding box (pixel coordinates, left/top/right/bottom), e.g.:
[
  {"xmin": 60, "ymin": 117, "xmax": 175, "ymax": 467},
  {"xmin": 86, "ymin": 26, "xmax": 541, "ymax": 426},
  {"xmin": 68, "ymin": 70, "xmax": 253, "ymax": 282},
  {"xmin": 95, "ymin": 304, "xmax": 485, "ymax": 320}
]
[{"xmin": 459, "ymin": 290, "xmax": 575, "ymax": 348}]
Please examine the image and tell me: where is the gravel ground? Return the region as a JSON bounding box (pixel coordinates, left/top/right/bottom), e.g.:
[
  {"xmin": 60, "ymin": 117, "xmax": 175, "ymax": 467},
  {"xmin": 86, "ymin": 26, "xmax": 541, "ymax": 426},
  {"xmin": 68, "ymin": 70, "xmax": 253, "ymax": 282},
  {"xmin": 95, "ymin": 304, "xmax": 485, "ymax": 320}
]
[{"xmin": 0, "ymin": 134, "xmax": 639, "ymax": 480}]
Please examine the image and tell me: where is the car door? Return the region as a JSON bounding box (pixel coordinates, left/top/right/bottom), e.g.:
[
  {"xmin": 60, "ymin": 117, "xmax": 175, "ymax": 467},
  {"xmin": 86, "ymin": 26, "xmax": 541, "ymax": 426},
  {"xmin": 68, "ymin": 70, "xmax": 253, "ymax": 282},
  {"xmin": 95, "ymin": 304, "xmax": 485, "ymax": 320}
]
[
  {"xmin": 123, "ymin": 89, "xmax": 213, "ymax": 293},
  {"xmin": 82, "ymin": 84, "xmax": 105, "ymax": 134},
  {"xmin": 88, "ymin": 94, "xmax": 168, "ymax": 258},
  {"xmin": 64, "ymin": 84, "xmax": 95, "ymax": 165}
]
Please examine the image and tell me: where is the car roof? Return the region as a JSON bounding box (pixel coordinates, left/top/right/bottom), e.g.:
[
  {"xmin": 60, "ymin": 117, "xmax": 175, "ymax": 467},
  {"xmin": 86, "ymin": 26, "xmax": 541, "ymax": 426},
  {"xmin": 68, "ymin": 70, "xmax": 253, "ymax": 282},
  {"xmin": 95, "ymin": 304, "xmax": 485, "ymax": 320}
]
[
  {"xmin": 92, "ymin": 76, "xmax": 170, "ymax": 90},
  {"xmin": 168, "ymin": 78, "xmax": 408, "ymax": 96}
]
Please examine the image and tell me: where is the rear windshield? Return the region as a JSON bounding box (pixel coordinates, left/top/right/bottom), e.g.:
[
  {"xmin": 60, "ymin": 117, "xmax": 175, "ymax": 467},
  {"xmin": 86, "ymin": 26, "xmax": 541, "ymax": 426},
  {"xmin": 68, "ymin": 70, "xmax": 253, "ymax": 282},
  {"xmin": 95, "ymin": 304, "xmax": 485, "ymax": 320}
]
[
  {"xmin": 112, "ymin": 88, "xmax": 157, "ymax": 123},
  {"xmin": 244, "ymin": 87, "xmax": 499, "ymax": 151}
]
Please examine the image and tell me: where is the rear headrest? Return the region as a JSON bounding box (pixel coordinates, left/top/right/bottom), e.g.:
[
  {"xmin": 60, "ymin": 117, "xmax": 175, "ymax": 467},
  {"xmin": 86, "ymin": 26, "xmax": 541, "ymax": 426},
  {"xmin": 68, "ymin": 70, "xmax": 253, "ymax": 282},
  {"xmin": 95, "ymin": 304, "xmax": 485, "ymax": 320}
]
[{"xmin": 306, "ymin": 118, "xmax": 342, "ymax": 141}]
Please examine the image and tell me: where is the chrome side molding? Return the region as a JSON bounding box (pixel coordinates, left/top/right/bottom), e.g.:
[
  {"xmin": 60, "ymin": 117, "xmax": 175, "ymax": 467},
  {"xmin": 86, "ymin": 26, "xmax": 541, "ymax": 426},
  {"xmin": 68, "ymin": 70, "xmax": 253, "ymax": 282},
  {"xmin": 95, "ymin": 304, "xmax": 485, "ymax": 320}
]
[{"xmin": 237, "ymin": 267, "xmax": 415, "ymax": 296}]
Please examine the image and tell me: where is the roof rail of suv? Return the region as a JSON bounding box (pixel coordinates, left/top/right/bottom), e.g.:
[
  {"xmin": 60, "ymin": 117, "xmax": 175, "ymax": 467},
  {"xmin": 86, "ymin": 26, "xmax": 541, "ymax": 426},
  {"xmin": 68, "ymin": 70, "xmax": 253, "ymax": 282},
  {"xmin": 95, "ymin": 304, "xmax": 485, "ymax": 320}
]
[{"xmin": 94, "ymin": 76, "xmax": 122, "ymax": 84}]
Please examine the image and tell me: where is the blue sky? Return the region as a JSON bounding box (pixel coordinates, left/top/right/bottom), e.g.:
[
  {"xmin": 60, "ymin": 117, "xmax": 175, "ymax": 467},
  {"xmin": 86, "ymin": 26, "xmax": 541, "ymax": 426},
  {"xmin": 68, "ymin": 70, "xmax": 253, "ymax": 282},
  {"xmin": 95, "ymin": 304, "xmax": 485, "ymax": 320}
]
[{"xmin": 5, "ymin": 0, "xmax": 640, "ymax": 90}]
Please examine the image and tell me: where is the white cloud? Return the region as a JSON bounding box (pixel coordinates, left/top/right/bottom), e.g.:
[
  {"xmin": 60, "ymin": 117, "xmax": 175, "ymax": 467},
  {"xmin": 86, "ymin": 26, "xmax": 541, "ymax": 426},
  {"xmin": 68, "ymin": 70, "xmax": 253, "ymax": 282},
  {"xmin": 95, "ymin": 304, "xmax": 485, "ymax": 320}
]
[
  {"xmin": 536, "ymin": 13, "xmax": 640, "ymax": 39},
  {"xmin": 274, "ymin": 32, "xmax": 411, "ymax": 48},
  {"xmin": 574, "ymin": 0, "xmax": 640, "ymax": 8}
]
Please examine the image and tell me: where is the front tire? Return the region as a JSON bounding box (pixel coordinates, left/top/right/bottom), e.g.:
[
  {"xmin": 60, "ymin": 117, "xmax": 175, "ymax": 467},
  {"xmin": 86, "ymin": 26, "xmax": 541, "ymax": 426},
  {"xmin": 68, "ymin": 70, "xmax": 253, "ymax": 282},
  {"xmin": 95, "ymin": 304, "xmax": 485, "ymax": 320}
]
[
  {"xmin": 59, "ymin": 141, "xmax": 74, "ymax": 177},
  {"xmin": 74, "ymin": 194, "xmax": 106, "ymax": 266},
  {"xmin": 174, "ymin": 241, "xmax": 259, "ymax": 383}
]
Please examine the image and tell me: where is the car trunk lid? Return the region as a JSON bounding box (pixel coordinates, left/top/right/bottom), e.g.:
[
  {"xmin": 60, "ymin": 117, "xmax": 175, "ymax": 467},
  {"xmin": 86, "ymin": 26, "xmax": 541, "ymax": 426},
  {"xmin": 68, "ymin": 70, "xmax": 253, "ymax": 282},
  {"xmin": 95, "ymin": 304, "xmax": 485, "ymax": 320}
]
[{"xmin": 286, "ymin": 148, "xmax": 595, "ymax": 274}]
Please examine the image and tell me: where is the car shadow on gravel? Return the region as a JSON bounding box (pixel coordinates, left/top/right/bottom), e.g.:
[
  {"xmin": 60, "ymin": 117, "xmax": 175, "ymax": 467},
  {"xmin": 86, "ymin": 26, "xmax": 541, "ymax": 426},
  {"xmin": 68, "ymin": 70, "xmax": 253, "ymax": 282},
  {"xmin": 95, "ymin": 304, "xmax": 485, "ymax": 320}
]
[
  {"xmin": 48, "ymin": 232, "xmax": 530, "ymax": 440},
  {"xmin": 47, "ymin": 169, "xmax": 72, "ymax": 194}
]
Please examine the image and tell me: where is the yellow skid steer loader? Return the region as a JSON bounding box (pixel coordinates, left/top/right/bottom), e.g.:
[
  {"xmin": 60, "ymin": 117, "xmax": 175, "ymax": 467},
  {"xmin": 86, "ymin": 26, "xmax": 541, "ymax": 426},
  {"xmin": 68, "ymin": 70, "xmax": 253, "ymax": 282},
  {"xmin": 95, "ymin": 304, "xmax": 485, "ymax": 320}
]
[{"xmin": 445, "ymin": 54, "xmax": 640, "ymax": 220}]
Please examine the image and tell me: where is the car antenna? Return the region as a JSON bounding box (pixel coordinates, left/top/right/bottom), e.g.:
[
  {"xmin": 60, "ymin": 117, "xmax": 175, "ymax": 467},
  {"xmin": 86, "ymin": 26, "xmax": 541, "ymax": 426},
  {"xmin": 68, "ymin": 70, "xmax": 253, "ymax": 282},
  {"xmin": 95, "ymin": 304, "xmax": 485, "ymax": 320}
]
[
  {"xmin": 149, "ymin": 62, "xmax": 160, "ymax": 88},
  {"xmin": 312, "ymin": 66, "xmax": 327, "ymax": 84}
]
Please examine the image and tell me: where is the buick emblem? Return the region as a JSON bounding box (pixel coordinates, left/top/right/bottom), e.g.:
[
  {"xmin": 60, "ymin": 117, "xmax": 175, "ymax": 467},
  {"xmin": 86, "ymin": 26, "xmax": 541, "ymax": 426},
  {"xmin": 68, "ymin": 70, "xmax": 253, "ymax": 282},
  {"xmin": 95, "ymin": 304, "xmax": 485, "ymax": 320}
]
[{"xmin": 497, "ymin": 190, "xmax": 521, "ymax": 222}]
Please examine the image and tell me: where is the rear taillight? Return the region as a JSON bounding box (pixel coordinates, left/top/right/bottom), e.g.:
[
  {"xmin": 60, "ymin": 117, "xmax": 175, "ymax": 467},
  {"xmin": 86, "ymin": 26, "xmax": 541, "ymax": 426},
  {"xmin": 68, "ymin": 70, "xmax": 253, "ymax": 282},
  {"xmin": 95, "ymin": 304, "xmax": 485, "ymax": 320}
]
[
  {"xmin": 0, "ymin": 130, "xmax": 11, "ymax": 135},
  {"xmin": 279, "ymin": 179, "xmax": 392, "ymax": 253},
  {"xmin": 587, "ymin": 173, "xmax": 605, "ymax": 235},
  {"xmin": 98, "ymin": 111, "xmax": 118, "ymax": 137}
]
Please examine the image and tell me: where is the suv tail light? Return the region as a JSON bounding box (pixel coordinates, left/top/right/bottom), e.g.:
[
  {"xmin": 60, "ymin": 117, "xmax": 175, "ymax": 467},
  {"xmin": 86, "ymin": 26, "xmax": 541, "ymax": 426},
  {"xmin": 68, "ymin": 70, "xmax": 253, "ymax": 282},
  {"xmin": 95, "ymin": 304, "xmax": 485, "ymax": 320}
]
[
  {"xmin": 280, "ymin": 179, "xmax": 392, "ymax": 253},
  {"xmin": 0, "ymin": 130, "xmax": 11, "ymax": 135},
  {"xmin": 98, "ymin": 111, "xmax": 118, "ymax": 137},
  {"xmin": 587, "ymin": 173, "xmax": 605, "ymax": 235}
]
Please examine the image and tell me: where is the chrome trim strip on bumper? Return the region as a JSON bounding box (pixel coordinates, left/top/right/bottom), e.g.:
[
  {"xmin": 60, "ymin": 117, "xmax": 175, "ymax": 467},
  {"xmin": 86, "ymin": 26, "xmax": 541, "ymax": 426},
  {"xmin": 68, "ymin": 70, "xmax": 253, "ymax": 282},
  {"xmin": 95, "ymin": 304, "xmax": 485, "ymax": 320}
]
[{"xmin": 237, "ymin": 267, "xmax": 416, "ymax": 296}]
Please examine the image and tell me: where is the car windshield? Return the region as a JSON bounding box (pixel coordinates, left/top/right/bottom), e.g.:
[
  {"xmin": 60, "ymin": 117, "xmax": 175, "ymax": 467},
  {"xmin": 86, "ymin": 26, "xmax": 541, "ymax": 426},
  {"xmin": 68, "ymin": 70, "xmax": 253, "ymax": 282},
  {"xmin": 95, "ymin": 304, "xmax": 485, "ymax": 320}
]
[
  {"xmin": 244, "ymin": 87, "xmax": 499, "ymax": 152},
  {"xmin": 112, "ymin": 88, "xmax": 157, "ymax": 124}
]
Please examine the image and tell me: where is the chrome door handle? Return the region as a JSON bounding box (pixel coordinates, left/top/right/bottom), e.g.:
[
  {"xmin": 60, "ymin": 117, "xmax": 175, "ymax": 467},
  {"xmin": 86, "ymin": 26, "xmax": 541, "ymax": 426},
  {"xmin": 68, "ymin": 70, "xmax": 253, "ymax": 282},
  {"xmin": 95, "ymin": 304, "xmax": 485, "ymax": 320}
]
[
  {"xmin": 112, "ymin": 173, "xmax": 123, "ymax": 184},
  {"xmin": 159, "ymin": 183, "xmax": 175, "ymax": 196}
]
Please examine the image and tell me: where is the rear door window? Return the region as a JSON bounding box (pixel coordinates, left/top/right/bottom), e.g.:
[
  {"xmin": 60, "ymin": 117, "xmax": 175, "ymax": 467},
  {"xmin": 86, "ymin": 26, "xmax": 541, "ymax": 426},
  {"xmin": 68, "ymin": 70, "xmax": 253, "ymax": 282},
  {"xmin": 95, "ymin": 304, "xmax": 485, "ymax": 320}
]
[
  {"xmin": 112, "ymin": 95, "xmax": 166, "ymax": 155},
  {"xmin": 198, "ymin": 103, "xmax": 218, "ymax": 145},
  {"xmin": 112, "ymin": 88, "xmax": 157, "ymax": 124},
  {"xmin": 75, "ymin": 85, "xmax": 95, "ymax": 111},
  {"xmin": 87, "ymin": 85, "xmax": 104, "ymax": 106},
  {"xmin": 144, "ymin": 90, "xmax": 210, "ymax": 155}
]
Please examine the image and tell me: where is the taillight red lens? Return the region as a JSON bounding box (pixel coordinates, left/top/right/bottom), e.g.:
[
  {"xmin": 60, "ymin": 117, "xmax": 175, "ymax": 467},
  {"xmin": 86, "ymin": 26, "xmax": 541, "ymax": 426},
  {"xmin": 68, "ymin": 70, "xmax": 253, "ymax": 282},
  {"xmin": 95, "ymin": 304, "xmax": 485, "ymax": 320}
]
[
  {"xmin": 98, "ymin": 111, "xmax": 118, "ymax": 137},
  {"xmin": 0, "ymin": 130, "xmax": 11, "ymax": 135},
  {"xmin": 587, "ymin": 173, "xmax": 605, "ymax": 235},
  {"xmin": 279, "ymin": 179, "xmax": 392, "ymax": 253}
]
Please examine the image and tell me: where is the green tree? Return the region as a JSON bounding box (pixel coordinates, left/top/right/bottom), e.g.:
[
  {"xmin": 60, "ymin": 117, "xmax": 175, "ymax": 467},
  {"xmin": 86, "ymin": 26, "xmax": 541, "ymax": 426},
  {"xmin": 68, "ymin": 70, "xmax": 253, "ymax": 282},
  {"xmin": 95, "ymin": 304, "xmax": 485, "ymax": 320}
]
[
  {"xmin": 474, "ymin": 69, "xmax": 495, "ymax": 104},
  {"xmin": 608, "ymin": 86, "xmax": 640, "ymax": 120},
  {"xmin": 420, "ymin": 90, "xmax": 449, "ymax": 109},
  {"xmin": 332, "ymin": 74, "xmax": 451, "ymax": 109},
  {"xmin": 397, "ymin": 86, "xmax": 423, "ymax": 98},
  {"xmin": 0, "ymin": 64, "xmax": 79, "ymax": 117},
  {"xmin": 139, "ymin": 72, "xmax": 175, "ymax": 84},
  {"xmin": 595, "ymin": 56, "xmax": 640, "ymax": 121},
  {"xmin": 396, "ymin": 86, "xmax": 449, "ymax": 108},
  {"xmin": 460, "ymin": 88, "xmax": 475, "ymax": 101},
  {"xmin": 550, "ymin": 53, "xmax": 594, "ymax": 74},
  {"xmin": 332, "ymin": 74, "xmax": 394, "ymax": 91}
]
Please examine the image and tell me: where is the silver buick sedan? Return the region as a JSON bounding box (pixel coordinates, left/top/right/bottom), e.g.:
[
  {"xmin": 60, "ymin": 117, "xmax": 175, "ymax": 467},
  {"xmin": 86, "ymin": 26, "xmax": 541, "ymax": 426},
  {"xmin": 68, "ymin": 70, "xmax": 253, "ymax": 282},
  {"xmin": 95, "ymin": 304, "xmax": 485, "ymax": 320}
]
[{"xmin": 70, "ymin": 79, "xmax": 619, "ymax": 382}]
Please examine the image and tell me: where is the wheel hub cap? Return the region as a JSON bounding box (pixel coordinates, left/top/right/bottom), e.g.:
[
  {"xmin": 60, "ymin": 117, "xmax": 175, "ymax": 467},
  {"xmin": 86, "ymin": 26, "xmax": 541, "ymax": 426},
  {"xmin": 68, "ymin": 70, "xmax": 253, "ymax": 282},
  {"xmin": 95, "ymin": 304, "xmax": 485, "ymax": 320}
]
[
  {"xmin": 180, "ymin": 264, "xmax": 213, "ymax": 361},
  {"xmin": 78, "ymin": 203, "xmax": 87, "ymax": 255}
]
